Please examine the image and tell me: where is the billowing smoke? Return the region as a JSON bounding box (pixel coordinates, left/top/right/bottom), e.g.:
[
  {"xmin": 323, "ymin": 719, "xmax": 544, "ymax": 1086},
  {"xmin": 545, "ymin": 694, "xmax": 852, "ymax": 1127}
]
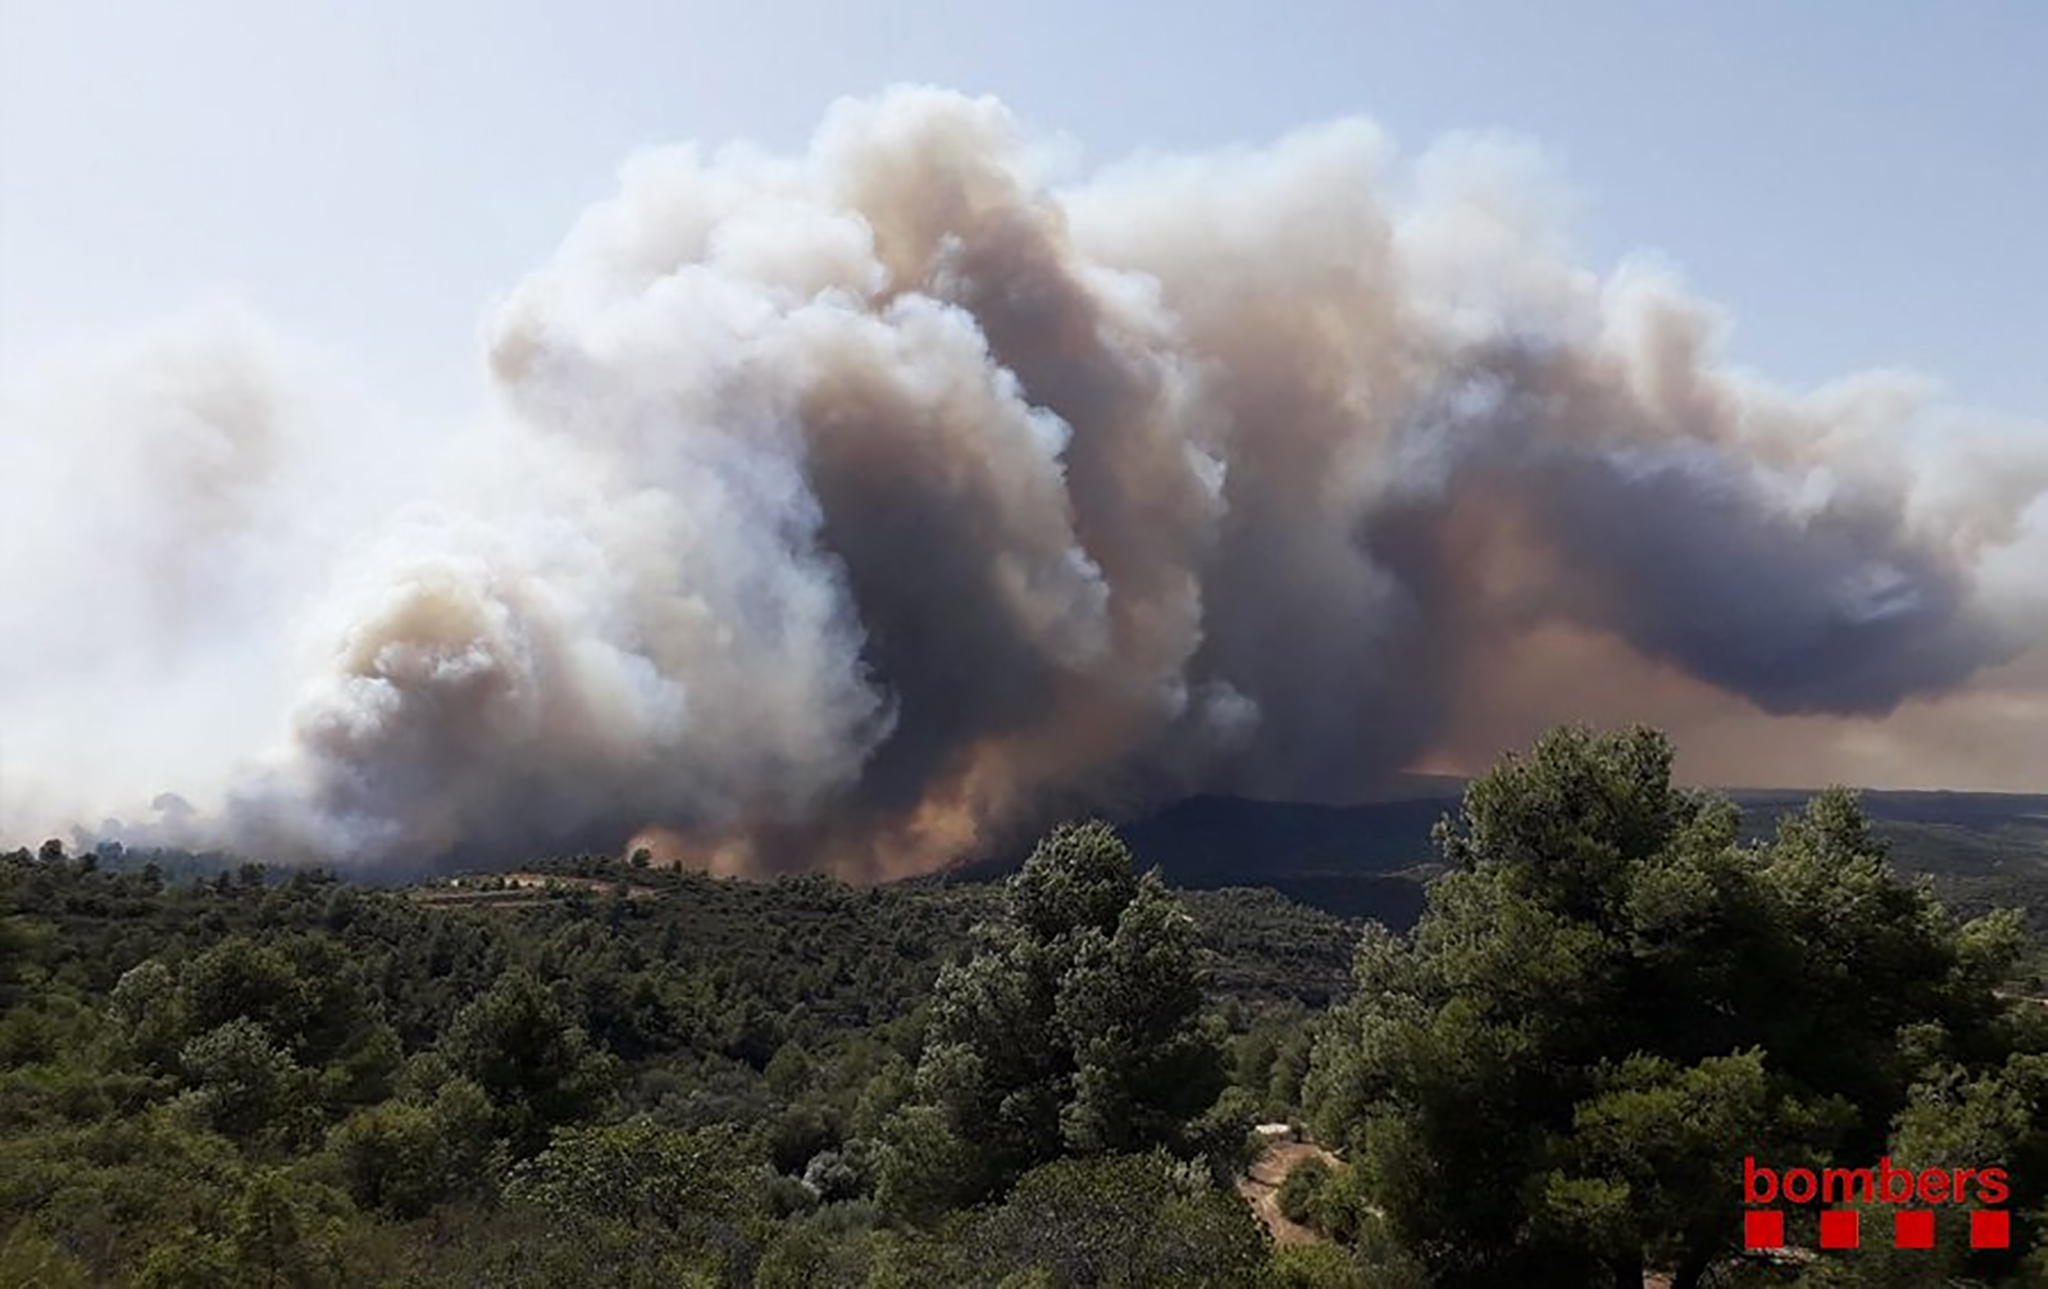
[{"xmin": 4, "ymin": 88, "xmax": 2044, "ymax": 877}]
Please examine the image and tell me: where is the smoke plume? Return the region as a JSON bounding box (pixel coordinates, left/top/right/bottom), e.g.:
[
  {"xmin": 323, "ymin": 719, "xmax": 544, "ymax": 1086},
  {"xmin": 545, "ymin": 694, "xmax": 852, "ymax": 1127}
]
[{"xmin": 4, "ymin": 88, "xmax": 2044, "ymax": 877}]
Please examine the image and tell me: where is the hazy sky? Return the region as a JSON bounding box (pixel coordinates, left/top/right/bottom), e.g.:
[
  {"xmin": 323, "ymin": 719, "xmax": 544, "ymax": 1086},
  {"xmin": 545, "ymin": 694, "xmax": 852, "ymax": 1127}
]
[
  {"xmin": 3, "ymin": 0, "xmax": 2044, "ymax": 432},
  {"xmin": 1, "ymin": 1, "xmax": 2044, "ymax": 847}
]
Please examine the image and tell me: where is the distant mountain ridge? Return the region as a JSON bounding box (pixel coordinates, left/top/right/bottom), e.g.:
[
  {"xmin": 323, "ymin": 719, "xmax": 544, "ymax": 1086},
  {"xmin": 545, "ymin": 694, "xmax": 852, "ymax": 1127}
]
[{"xmin": 992, "ymin": 785, "xmax": 2048, "ymax": 930}]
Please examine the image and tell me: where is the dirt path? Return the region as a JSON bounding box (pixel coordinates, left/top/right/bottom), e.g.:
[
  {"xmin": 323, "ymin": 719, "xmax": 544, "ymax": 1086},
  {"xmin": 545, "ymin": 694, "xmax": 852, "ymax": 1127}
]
[
  {"xmin": 1238, "ymin": 1140, "xmax": 1341, "ymax": 1247},
  {"xmin": 1237, "ymin": 1146, "xmax": 1738, "ymax": 1288}
]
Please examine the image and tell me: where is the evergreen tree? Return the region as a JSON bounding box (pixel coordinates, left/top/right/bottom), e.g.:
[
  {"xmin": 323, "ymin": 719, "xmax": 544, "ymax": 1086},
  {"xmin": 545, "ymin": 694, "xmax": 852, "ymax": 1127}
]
[
  {"xmin": 1305, "ymin": 726, "xmax": 2035, "ymax": 1287},
  {"xmin": 879, "ymin": 821, "xmax": 1228, "ymax": 1218}
]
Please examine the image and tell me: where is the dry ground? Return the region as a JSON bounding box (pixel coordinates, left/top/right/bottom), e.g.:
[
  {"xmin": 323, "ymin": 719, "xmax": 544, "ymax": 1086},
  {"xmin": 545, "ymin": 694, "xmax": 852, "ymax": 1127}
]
[
  {"xmin": 1238, "ymin": 1144, "xmax": 1695, "ymax": 1288},
  {"xmin": 1238, "ymin": 1139, "xmax": 1342, "ymax": 1247},
  {"xmin": 408, "ymin": 872, "xmax": 656, "ymax": 909}
]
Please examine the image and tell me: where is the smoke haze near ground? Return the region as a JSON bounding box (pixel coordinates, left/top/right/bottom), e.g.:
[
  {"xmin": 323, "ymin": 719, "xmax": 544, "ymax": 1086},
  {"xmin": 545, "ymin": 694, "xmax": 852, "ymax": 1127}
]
[{"xmin": 3, "ymin": 88, "xmax": 2044, "ymax": 877}]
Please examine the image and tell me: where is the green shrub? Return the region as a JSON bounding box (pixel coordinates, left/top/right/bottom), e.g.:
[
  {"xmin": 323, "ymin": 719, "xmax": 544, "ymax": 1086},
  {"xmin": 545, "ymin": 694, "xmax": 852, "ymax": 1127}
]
[
  {"xmin": 1270, "ymin": 1242, "xmax": 1367, "ymax": 1287},
  {"xmin": 1277, "ymin": 1155, "xmax": 1331, "ymax": 1225}
]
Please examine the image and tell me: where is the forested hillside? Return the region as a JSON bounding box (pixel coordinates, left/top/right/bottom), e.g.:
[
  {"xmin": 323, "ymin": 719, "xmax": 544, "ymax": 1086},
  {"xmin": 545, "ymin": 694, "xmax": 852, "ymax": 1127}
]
[
  {"xmin": 0, "ymin": 825, "xmax": 1336, "ymax": 1285},
  {"xmin": 1095, "ymin": 786, "xmax": 2048, "ymax": 933},
  {"xmin": 3, "ymin": 728, "xmax": 2045, "ymax": 1285}
]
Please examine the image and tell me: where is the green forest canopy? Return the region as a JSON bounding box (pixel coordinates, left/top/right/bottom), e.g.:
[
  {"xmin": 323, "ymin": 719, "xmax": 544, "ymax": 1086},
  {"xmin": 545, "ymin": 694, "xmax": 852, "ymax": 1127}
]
[{"xmin": 2, "ymin": 726, "xmax": 2044, "ymax": 1286}]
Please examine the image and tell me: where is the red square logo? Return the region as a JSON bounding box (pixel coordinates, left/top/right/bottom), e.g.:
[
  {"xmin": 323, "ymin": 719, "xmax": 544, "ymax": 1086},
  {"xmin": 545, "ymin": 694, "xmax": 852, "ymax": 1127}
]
[
  {"xmin": 1819, "ymin": 1209, "xmax": 1860, "ymax": 1250},
  {"xmin": 1972, "ymin": 1210, "xmax": 2010, "ymax": 1250},
  {"xmin": 1894, "ymin": 1210, "xmax": 1935, "ymax": 1249},
  {"xmin": 1745, "ymin": 1210, "xmax": 1785, "ymax": 1251}
]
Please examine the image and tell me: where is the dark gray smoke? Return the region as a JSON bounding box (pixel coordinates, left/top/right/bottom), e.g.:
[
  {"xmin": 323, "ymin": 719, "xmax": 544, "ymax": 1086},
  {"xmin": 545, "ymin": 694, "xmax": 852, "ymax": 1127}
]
[{"xmin": 3, "ymin": 88, "xmax": 2043, "ymax": 876}]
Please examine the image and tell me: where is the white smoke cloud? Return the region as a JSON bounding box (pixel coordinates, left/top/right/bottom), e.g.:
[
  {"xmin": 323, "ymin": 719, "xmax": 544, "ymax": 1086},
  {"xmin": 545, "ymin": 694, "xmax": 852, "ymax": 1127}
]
[{"xmin": 3, "ymin": 87, "xmax": 2042, "ymax": 875}]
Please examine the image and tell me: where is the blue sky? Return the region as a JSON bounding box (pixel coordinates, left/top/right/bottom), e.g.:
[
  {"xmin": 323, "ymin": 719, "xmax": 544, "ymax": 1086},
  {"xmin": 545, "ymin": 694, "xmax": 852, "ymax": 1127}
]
[{"xmin": 2, "ymin": 0, "xmax": 2043, "ymax": 431}]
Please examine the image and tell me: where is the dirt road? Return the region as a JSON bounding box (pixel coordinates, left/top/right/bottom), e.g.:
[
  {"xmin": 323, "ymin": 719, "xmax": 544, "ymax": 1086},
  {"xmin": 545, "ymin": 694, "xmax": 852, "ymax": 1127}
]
[{"xmin": 1238, "ymin": 1140, "xmax": 1342, "ymax": 1246}]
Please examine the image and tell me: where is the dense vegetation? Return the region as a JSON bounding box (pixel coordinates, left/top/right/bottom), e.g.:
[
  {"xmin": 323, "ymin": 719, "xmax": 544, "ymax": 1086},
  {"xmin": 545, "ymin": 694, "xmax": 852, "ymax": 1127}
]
[
  {"xmin": 3, "ymin": 726, "xmax": 2043, "ymax": 1285},
  {"xmin": 1089, "ymin": 783, "xmax": 2048, "ymax": 933},
  {"xmin": 1302, "ymin": 729, "xmax": 2048, "ymax": 1287}
]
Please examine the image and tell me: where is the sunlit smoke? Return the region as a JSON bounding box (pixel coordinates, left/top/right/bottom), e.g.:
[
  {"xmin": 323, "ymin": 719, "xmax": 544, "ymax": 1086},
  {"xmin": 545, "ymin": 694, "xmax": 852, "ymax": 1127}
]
[{"xmin": 3, "ymin": 88, "xmax": 2043, "ymax": 877}]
